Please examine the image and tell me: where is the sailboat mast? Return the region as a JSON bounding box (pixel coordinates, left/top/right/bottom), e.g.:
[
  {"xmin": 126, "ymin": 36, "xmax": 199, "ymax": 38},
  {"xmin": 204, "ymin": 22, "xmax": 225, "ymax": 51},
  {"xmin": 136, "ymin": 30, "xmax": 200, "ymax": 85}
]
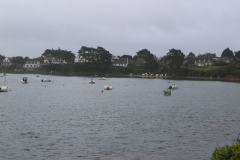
[{"xmin": 4, "ymin": 74, "xmax": 6, "ymax": 86}]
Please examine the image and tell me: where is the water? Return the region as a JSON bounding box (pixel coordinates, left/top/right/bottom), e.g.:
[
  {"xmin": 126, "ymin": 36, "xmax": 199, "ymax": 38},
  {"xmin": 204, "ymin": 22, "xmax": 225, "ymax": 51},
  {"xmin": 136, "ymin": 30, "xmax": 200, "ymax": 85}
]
[{"xmin": 0, "ymin": 74, "xmax": 240, "ymax": 160}]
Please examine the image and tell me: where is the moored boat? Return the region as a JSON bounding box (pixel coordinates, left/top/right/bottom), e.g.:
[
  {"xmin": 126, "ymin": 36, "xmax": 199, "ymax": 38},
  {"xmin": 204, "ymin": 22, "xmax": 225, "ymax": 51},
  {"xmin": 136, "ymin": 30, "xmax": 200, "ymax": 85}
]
[
  {"xmin": 41, "ymin": 78, "xmax": 51, "ymax": 82},
  {"xmin": 0, "ymin": 74, "xmax": 8, "ymax": 92},
  {"xmin": 163, "ymin": 90, "xmax": 171, "ymax": 96},
  {"xmin": 89, "ymin": 79, "xmax": 95, "ymax": 84},
  {"xmin": 21, "ymin": 77, "xmax": 29, "ymax": 83},
  {"xmin": 104, "ymin": 85, "xmax": 113, "ymax": 90},
  {"xmin": 99, "ymin": 77, "xmax": 106, "ymax": 80},
  {"xmin": 168, "ymin": 84, "xmax": 179, "ymax": 90}
]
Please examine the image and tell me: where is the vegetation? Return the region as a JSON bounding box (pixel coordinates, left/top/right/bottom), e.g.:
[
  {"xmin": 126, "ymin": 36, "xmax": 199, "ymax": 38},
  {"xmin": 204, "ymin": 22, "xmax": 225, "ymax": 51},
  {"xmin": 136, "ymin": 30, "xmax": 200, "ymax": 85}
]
[
  {"xmin": 221, "ymin": 48, "xmax": 234, "ymax": 59},
  {"xmin": 2, "ymin": 46, "xmax": 240, "ymax": 79},
  {"xmin": 212, "ymin": 139, "xmax": 240, "ymax": 160},
  {"xmin": 42, "ymin": 48, "xmax": 75, "ymax": 61}
]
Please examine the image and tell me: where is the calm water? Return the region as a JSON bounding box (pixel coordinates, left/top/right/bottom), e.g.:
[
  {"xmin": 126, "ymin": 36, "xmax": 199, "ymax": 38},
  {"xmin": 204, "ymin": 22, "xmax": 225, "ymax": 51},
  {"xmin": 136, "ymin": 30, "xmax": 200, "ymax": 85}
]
[{"xmin": 0, "ymin": 74, "xmax": 240, "ymax": 160}]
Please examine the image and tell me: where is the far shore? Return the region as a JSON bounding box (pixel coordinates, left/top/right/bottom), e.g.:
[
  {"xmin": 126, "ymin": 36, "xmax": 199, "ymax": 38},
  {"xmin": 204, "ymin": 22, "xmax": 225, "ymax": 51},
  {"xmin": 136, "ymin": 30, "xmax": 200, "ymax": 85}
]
[{"xmin": 8, "ymin": 71, "xmax": 240, "ymax": 82}]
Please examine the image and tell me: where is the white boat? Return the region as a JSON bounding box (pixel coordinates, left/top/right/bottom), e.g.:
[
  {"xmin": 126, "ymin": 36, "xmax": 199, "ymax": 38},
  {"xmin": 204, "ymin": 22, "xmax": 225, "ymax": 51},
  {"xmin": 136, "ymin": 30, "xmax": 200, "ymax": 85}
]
[
  {"xmin": 36, "ymin": 75, "xmax": 40, "ymax": 77},
  {"xmin": 0, "ymin": 74, "xmax": 8, "ymax": 92},
  {"xmin": 163, "ymin": 90, "xmax": 171, "ymax": 96},
  {"xmin": 104, "ymin": 85, "xmax": 113, "ymax": 90},
  {"xmin": 168, "ymin": 80, "xmax": 172, "ymax": 83},
  {"xmin": 89, "ymin": 79, "xmax": 95, "ymax": 84},
  {"xmin": 41, "ymin": 78, "xmax": 51, "ymax": 82},
  {"xmin": 168, "ymin": 84, "xmax": 179, "ymax": 90},
  {"xmin": 99, "ymin": 77, "xmax": 106, "ymax": 80},
  {"xmin": 21, "ymin": 77, "xmax": 29, "ymax": 83}
]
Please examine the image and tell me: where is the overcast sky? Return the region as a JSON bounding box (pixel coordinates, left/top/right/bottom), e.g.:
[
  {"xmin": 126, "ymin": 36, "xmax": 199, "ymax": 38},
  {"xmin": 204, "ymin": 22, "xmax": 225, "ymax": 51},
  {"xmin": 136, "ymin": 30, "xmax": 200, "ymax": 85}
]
[{"xmin": 1, "ymin": 0, "xmax": 240, "ymax": 58}]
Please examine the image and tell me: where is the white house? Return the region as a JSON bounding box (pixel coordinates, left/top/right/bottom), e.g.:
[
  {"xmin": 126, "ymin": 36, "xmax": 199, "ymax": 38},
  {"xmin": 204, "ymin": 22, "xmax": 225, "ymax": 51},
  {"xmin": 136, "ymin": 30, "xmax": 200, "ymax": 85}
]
[
  {"xmin": 44, "ymin": 57, "xmax": 67, "ymax": 64},
  {"xmin": 1, "ymin": 57, "xmax": 13, "ymax": 66},
  {"xmin": 111, "ymin": 55, "xmax": 120, "ymax": 62},
  {"xmin": 74, "ymin": 55, "xmax": 88, "ymax": 63},
  {"xmin": 23, "ymin": 61, "xmax": 40, "ymax": 69}
]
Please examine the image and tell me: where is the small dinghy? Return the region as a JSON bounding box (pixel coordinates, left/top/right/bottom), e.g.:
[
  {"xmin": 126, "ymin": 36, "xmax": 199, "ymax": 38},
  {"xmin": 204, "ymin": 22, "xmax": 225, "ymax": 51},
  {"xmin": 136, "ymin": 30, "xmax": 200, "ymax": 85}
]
[
  {"xmin": 89, "ymin": 79, "xmax": 95, "ymax": 84},
  {"xmin": 163, "ymin": 90, "xmax": 171, "ymax": 96},
  {"xmin": 104, "ymin": 85, "xmax": 113, "ymax": 90},
  {"xmin": 21, "ymin": 77, "xmax": 29, "ymax": 83},
  {"xmin": 41, "ymin": 78, "xmax": 51, "ymax": 82}
]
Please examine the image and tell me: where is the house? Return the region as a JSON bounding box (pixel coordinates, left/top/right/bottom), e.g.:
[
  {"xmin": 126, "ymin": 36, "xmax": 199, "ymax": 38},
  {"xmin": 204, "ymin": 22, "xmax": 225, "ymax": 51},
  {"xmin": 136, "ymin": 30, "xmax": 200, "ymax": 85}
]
[
  {"xmin": 74, "ymin": 55, "xmax": 88, "ymax": 63},
  {"xmin": 113, "ymin": 58, "xmax": 128, "ymax": 67},
  {"xmin": 220, "ymin": 57, "xmax": 230, "ymax": 63},
  {"xmin": 44, "ymin": 57, "xmax": 54, "ymax": 63},
  {"xmin": 51, "ymin": 57, "xmax": 67, "ymax": 64},
  {"xmin": 194, "ymin": 53, "xmax": 217, "ymax": 66},
  {"xmin": 23, "ymin": 61, "xmax": 40, "ymax": 70},
  {"xmin": 111, "ymin": 55, "xmax": 120, "ymax": 62},
  {"xmin": 195, "ymin": 57, "xmax": 213, "ymax": 66},
  {"xmin": 44, "ymin": 57, "xmax": 67, "ymax": 64},
  {"xmin": 1, "ymin": 57, "xmax": 13, "ymax": 66},
  {"xmin": 213, "ymin": 57, "xmax": 230, "ymax": 63},
  {"xmin": 135, "ymin": 58, "xmax": 146, "ymax": 66}
]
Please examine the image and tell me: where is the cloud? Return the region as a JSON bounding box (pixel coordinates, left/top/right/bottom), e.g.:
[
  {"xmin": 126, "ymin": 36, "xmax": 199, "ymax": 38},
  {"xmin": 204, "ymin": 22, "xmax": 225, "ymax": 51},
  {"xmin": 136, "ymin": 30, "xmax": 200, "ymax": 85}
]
[{"xmin": 1, "ymin": 0, "xmax": 240, "ymax": 58}]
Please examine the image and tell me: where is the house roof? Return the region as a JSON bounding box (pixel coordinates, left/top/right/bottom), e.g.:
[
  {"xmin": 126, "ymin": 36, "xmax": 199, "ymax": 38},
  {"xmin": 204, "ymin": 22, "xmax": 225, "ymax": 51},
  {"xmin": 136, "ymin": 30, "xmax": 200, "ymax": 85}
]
[
  {"xmin": 25, "ymin": 61, "xmax": 40, "ymax": 64},
  {"xmin": 220, "ymin": 57, "xmax": 230, "ymax": 61},
  {"xmin": 113, "ymin": 58, "xmax": 128, "ymax": 64}
]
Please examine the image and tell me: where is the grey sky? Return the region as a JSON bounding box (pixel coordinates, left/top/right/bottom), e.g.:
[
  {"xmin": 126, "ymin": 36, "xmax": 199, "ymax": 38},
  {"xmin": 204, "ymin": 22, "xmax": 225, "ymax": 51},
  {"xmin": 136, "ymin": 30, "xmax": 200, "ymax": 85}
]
[{"xmin": 1, "ymin": 0, "xmax": 240, "ymax": 58}]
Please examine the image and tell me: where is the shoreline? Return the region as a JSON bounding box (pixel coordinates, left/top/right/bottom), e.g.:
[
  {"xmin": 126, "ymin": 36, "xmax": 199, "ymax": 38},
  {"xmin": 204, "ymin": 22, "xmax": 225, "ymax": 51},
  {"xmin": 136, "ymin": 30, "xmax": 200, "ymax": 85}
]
[{"xmin": 9, "ymin": 71, "xmax": 240, "ymax": 82}]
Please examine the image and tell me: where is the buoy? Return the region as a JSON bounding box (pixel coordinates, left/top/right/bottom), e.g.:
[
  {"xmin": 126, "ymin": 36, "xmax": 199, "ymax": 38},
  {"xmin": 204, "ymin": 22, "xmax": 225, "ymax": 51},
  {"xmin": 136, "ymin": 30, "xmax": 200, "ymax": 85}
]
[
  {"xmin": 45, "ymin": 86, "xmax": 46, "ymax": 87},
  {"xmin": 126, "ymin": 85, "xmax": 127, "ymax": 86},
  {"xmin": 102, "ymin": 90, "xmax": 103, "ymax": 92},
  {"xmin": 63, "ymin": 84, "xmax": 64, "ymax": 86},
  {"xmin": 83, "ymin": 83, "xmax": 84, "ymax": 84}
]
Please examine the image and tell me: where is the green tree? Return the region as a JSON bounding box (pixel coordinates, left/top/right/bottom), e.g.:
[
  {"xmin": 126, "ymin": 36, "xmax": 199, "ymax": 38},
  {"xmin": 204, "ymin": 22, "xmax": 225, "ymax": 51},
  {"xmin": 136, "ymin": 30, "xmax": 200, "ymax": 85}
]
[
  {"xmin": 235, "ymin": 51, "xmax": 240, "ymax": 60},
  {"xmin": 42, "ymin": 48, "xmax": 75, "ymax": 61},
  {"xmin": 133, "ymin": 49, "xmax": 155, "ymax": 62},
  {"xmin": 11, "ymin": 56, "xmax": 24, "ymax": 64},
  {"xmin": 0, "ymin": 54, "xmax": 5, "ymax": 62},
  {"xmin": 24, "ymin": 57, "xmax": 30, "ymax": 62},
  {"xmin": 78, "ymin": 46, "xmax": 112, "ymax": 65},
  {"xmin": 167, "ymin": 48, "xmax": 185, "ymax": 68},
  {"xmin": 97, "ymin": 46, "xmax": 112, "ymax": 65},
  {"xmin": 145, "ymin": 59, "xmax": 159, "ymax": 72},
  {"xmin": 221, "ymin": 48, "xmax": 234, "ymax": 58},
  {"xmin": 188, "ymin": 52, "xmax": 195, "ymax": 57},
  {"xmin": 185, "ymin": 57, "xmax": 195, "ymax": 66}
]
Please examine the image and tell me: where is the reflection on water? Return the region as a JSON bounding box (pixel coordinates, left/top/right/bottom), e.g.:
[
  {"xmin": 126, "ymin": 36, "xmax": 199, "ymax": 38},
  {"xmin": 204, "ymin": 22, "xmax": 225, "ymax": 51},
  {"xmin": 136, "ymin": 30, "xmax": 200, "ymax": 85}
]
[{"xmin": 0, "ymin": 74, "xmax": 239, "ymax": 160}]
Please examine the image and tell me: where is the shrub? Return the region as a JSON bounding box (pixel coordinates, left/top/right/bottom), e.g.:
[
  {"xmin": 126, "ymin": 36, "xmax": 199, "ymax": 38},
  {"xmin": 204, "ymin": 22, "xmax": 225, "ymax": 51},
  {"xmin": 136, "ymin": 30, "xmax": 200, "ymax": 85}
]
[{"xmin": 212, "ymin": 139, "xmax": 240, "ymax": 160}]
